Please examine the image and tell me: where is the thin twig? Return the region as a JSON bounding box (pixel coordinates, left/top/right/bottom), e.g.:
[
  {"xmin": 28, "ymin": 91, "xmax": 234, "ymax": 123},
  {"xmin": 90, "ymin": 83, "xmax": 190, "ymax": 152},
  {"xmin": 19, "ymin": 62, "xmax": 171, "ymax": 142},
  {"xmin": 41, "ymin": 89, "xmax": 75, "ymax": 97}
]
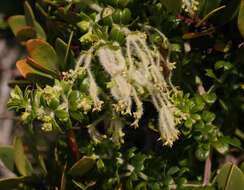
[{"xmin": 196, "ymin": 76, "xmax": 212, "ymax": 186}]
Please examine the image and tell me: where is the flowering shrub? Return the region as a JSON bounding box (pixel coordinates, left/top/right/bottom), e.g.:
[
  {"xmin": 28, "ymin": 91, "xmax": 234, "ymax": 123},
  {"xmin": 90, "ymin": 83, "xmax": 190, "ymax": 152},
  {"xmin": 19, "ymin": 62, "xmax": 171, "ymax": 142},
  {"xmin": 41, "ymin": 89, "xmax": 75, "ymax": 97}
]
[{"xmin": 0, "ymin": 0, "xmax": 244, "ymax": 189}]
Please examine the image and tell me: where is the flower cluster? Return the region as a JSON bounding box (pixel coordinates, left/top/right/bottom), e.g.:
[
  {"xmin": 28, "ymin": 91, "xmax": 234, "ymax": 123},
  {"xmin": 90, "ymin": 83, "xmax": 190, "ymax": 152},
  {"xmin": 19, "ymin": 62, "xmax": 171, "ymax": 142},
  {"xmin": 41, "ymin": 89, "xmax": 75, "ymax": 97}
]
[
  {"xmin": 9, "ymin": 30, "xmax": 186, "ymax": 146},
  {"xmin": 182, "ymin": 0, "xmax": 200, "ymax": 16}
]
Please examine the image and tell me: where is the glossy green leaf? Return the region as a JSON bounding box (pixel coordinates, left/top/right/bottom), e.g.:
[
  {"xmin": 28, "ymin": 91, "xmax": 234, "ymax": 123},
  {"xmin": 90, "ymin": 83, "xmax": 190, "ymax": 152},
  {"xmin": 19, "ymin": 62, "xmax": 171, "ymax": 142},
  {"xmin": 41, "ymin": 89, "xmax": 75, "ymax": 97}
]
[
  {"xmin": 203, "ymin": 93, "xmax": 217, "ymax": 104},
  {"xmin": 202, "ymin": 111, "xmax": 215, "ymax": 123},
  {"xmin": 26, "ymin": 39, "xmax": 59, "ymax": 76},
  {"xmin": 213, "ymin": 140, "xmax": 229, "ymax": 154},
  {"xmin": 195, "ymin": 147, "xmax": 210, "ymax": 161},
  {"xmin": 8, "ymin": 15, "xmax": 27, "ymax": 36},
  {"xmin": 55, "ymin": 37, "xmax": 76, "ymax": 71},
  {"xmin": 0, "ymin": 146, "xmax": 14, "ymax": 171},
  {"xmin": 215, "ymin": 60, "xmax": 233, "ymax": 70},
  {"xmin": 238, "ymin": 0, "xmax": 244, "ymax": 38},
  {"xmin": 68, "ymin": 155, "xmax": 96, "ymax": 177},
  {"xmin": 24, "ymin": 1, "xmax": 35, "ymax": 27},
  {"xmin": 205, "ymin": 69, "xmax": 218, "ymax": 80},
  {"xmin": 8, "ymin": 15, "xmax": 46, "ymax": 41},
  {"xmin": 167, "ymin": 166, "xmax": 180, "ymax": 175},
  {"xmin": 16, "ymin": 58, "xmax": 54, "ymax": 83},
  {"xmin": 220, "ymin": 136, "xmax": 242, "ymax": 149},
  {"xmin": 216, "ymin": 162, "xmax": 244, "ymax": 190},
  {"xmin": 34, "ymin": 21, "xmax": 47, "ymax": 40},
  {"xmin": 13, "ymin": 137, "xmax": 33, "ymax": 176}
]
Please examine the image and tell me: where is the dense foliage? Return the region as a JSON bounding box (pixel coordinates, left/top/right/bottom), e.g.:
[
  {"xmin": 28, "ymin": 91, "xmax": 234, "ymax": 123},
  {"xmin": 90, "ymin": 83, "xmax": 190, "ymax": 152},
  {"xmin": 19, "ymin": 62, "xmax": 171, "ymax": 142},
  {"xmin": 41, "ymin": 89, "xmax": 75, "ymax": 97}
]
[{"xmin": 0, "ymin": 0, "xmax": 244, "ymax": 189}]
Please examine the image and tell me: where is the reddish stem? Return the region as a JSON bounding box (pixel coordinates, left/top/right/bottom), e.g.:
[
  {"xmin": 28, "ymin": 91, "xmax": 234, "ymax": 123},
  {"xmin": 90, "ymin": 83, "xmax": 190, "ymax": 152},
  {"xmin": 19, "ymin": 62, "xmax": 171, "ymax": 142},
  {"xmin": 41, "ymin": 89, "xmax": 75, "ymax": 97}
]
[{"xmin": 67, "ymin": 129, "xmax": 80, "ymax": 161}]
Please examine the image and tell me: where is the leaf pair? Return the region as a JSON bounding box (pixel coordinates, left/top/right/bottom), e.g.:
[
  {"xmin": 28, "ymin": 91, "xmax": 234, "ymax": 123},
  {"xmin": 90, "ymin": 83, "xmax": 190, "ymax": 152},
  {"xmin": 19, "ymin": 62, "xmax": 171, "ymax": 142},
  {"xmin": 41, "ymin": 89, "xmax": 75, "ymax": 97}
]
[{"xmin": 17, "ymin": 39, "xmax": 60, "ymax": 83}]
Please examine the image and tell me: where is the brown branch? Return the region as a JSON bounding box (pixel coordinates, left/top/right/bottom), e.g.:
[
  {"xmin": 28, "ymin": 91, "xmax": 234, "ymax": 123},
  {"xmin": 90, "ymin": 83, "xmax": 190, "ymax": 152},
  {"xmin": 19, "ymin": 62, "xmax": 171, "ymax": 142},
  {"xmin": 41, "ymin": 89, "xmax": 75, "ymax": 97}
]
[
  {"xmin": 203, "ymin": 151, "xmax": 212, "ymax": 186},
  {"xmin": 67, "ymin": 129, "xmax": 80, "ymax": 161}
]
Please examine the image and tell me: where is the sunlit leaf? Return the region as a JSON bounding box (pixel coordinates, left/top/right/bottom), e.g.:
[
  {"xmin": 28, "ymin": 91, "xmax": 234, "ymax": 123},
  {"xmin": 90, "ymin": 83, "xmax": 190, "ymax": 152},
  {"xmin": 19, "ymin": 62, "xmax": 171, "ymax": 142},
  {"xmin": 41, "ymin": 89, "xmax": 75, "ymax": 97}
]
[
  {"xmin": 216, "ymin": 162, "xmax": 244, "ymax": 190},
  {"xmin": 16, "ymin": 58, "xmax": 54, "ymax": 83},
  {"xmin": 68, "ymin": 155, "xmax": 96, "ymax": 177},
  {"xmin": 26, "ymin": 39, "xmax": 59, "ymax": 76},
  {"xmin": 8, "ymin": 15, "xmax": 27, "ymax": 36},
  {"xmin": 13, "ymin": 137, "xmax": 33, "ymax": 176},
  {"xmin": 24, "ymin": 1, "xmax": 35, "ymax": 27},
  {"xmin": 55, "ymin": 37, "xmax": 76, "ymax": 71},
  {"xmin": 238, "ymin": 0, "xmax": 244, "ymax": 38}
]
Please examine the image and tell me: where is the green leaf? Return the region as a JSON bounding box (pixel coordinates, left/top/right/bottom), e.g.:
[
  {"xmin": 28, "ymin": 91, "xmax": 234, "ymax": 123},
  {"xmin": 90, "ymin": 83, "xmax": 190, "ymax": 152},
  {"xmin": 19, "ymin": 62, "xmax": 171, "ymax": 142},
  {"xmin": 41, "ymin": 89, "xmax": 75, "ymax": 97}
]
[
  {"xmin": 68, "ymin": 155, "xmax": 96, "ymax": 177},
  {"xmin": 167, "ymin": 166, "xmax": 180, "ymax": 175},
  {"xmin": 191, "ymin": 96, "xmax": 205, "ymax": 112},
  {"xmin": 201, "ymin": 111, "xmax": 215, "ymax": 123},
  {"xmin": 16, "ymin": 58, "xmax": 54, "ymax": 84},
  {"xmin": 203, "ymin": 93, "xmax": 217, "ymax": 104},
  {"xmin": 238, "ymin": 0, "xmax": 244, "ymax": 38},
  {"xmin": 0, "ymin": 176, "xmax": 33, "ymax": 189},
  {"xmin": 8, "ymin": 15, "xmax": 46, "ymax": 42},
  {"xmin": 0, "ymin": 146, "xmax": 14, "ymax": 171},
  {"xmin": 195, "ymin": 146, "xmax": 210, "ymax": 161},
  {"xmin": 205, "ymin": 69, "xmax": 218, "ymax": 80},
  {"xmin": 26, "ymin": 39, "xmax": 59, "ymax": 76},
  {"xmin": 55, "ymin": 37, "xmax": 76, "ymax": 71},
  {"xmin": 213, "ymin": 140, "xmax": 229, "ymax": 154},
  {"xmin": 8, "ymin": 15, "xmax": 27, "ymax": 36},
  {"xmin": 13, "ymin": 137, "xmax": 33, "ymax": 176},
  {"xmin": 24, "ymin": 1, "xmax": 35, "ymax": 27},
  {"xmin": 216, "ymin": 162, "xmax": 244, "ymax": 190},
  {"xmin": 220, "ymin": 136, "xmax": 242, "ymax": 149},
  {"xmin": 215, "ymin": 60, "xmax": 233, "ymax": 70},
  {"xmin": 34, "ymin": 21, "xmax": 47, "ymax": 40}
]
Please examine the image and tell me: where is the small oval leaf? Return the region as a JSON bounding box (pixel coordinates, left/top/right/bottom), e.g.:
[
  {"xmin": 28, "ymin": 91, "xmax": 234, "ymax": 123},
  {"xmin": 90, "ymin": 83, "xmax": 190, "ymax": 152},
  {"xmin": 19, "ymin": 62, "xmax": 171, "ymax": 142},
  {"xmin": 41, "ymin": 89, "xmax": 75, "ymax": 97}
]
[
  {"xmin": 13, "ymin": 137, "xmax": 33, "ymax": 176},
  {"xmin": 68, "ymin": 155, "xmax": 96, "ymax": 177},
  {"xmin": 24, "ymin": 1, "xmax": 35, "ymax": 27},
  {"xmin": 26, "ymin": 39, "xmax": 59, "ymax": 76},
  {"xmin": 16, "ymin": 59, "xmax": 53, "ymax": 84},
  {"xmin": 8, "ymin": 15, "xmax": 27, "ymax": 36}
]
